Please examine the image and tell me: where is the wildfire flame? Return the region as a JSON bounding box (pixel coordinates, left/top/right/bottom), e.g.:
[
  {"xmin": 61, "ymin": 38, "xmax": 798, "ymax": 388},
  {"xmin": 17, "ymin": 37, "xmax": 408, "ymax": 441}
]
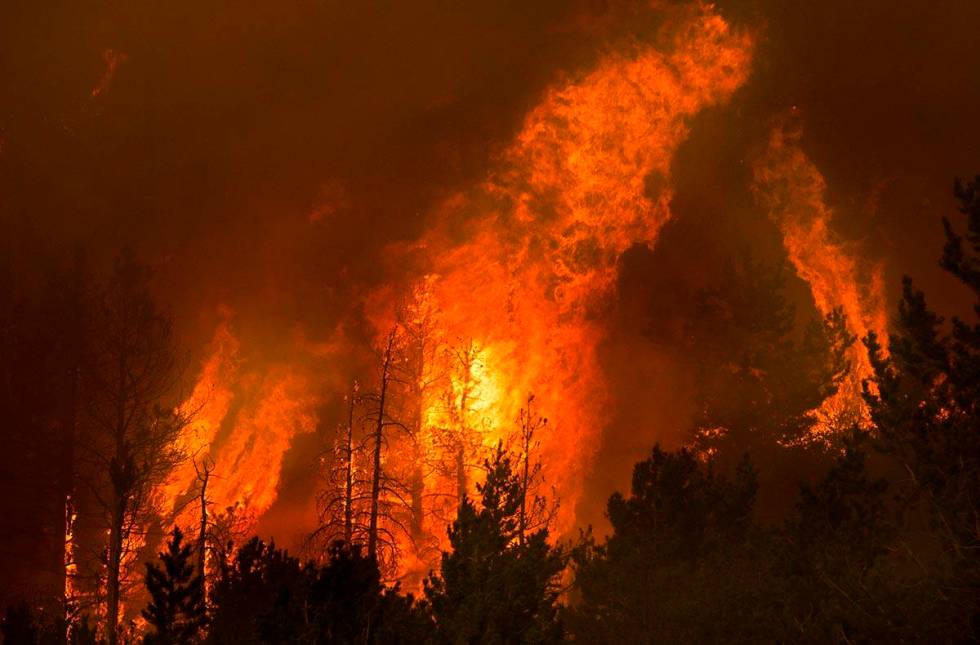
[
  {"xmin": 156, "ymin": 4, "xmax": 886, "ymax": 586},
  {"xmin": 162, "ymin": 319, "xmax": 321, "ymax": 540},
  {"xmin": 370, "ymin": 3, "xmax": 756, "ymax": 557},
  {"xmin": 753, "ymin": 124, "xmax": 888, "ymax": 435}
]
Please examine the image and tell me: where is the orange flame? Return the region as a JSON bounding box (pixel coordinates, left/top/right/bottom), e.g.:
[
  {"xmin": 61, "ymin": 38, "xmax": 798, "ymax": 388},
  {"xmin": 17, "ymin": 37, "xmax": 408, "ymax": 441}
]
[
  {"xmin": 90, "ymin": 49, "xmax": 127, "ymax": 99},
  {"xmin": 367, "ymin": 4, "xmax": 756, "ymax": 573},
  {"xmin": 157, "ymin": 5, "xmax": 886, "ymax": 586},
  {"xmin": 753, "ymin": 123, "xmax": 889, "ymax": 435},
  {"xmin": 162, "ymin": 318, "xmax": 321, "ymax": 541}
]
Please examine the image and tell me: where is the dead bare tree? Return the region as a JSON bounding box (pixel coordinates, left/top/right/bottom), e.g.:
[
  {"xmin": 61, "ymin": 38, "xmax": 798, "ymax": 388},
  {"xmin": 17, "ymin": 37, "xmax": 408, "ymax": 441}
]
[
  {"xmin": 392, "ymin": 281, "xmax": 445, "ymax": 559},
  {"xmin": 339, "ymin": 381, "xmax": 359, "ymax": 544},
  {"xmin": 193, "ymin": 455, "xmax": 214, "ymax": 607},
  {"xmin": 78, "ymin": 251, "xmax": 191, "ymax": 645},
  {"xmin": 360, "ymin": 327, "xmax": 411, "ymax": 572},
  {"xmin": 207, "ymin": 502, "xmax": 254, "ymax": 581},
  {"xmin": 512, "ymin": 394, "xmax": 557, "ymax": 547},
  {"xmin": 309, "ymin": 380, "xmax": 375, "ymax": 556}
]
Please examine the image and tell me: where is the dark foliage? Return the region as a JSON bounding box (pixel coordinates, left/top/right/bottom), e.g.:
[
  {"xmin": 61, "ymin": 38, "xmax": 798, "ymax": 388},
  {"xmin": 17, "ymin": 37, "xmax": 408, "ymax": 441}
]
[
  {"xmin": 858, "ymin": 175, "xmax": 980, "ymax": 639},
  {"xmin": 570, "ymin": 178, "xmax": 980, "ymax": 643},
  {"xmin": 1, "ymin": 603, "xmax": 63, "ymax": 645},
  {"xmin": 0, "ymin": 603, "xmax": 99, "ymax": 645},
  {"xmin": 567, "ymin": 447, "xmax": 773, "ymax": 642},
  {"xmin": 683, "ymin": 255, "xmax": 850, "ymax": 519},
  {"xmin": 425, "ymin": 446, "xmax": 565, "ymax": 644},
  {"xmin": 206, "ymin": 537, "xmax": 430, "ymax": 644},
  {"xmin": 142, "ymin": 527, "xmax": 205, "ymax": 644},
  {"xmin": 206, "ymin": 537, "xmax": 306, "ymax": 644}
]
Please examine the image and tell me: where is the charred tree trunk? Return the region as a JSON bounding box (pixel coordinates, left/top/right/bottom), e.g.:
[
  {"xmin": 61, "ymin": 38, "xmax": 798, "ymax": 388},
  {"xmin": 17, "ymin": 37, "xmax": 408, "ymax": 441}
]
[
  {"xmin": 518, "ymin": 440, "xmax": 529, "ymax": 548},
  {"xmin": 455, "ymin": 355, "xmax": 472, "ymax": 503},
  {"xmin": 514, "ymin": 394, "xmax": 548, "ymax": 548},
  {"xmin": 455, "ymin": 444, "xmax": 467, "ymax": 504},
  {"xmin": 196, "ymin": 458, "xmax": 212, "ymax": 607},
  {"xmin": 61, "ymin": 253, "xmax": 85, "ymax": 631},
  {"xmin": 368, "ymin": 331, "xmax": 396, "ymax": 562},
  {"xmin": 62, "ymin": 357, "xmax": 80, "ymax": 627},
  {"xmin": 105, "ymin": 465, "xmax": 129, "ymax": 645},
  {"xmin": 343, "ymin": 384, "xmax": 357, "ymax": 544},
  {"xmin": 409, "ymin": 378, "xmax": 426, "ymax": 545},
  {"xmin": 516, "ymin": 394, "xmax": 542, "ymax": 548},
  {"xmin": 410, "ymin": 457, "xmax": 425, "ymax": 544},
  {"xmin": 81, "ymin": 253, "xmax": 189, "ymax": 644},
  {"xmin": 105, "ymin": 352, "xmax": 129, "ymax": 645}
]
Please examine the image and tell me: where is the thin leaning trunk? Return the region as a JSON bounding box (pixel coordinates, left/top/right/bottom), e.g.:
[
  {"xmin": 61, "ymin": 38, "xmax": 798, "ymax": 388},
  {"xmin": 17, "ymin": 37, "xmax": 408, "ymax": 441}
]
[
  {"xmin": 343, "ymin": 386, "xmax": 356, "ymax": 544},
  {"xmin": 368, "ymin": 333, "xmax": 395, "ymax": 562},
  {"xmin": 197, "ymin": 462, "xmax": 210, "ymax": 607},
  {"xmin": 456, "ymin": 364, "xmax": 471, "ymax": 503}
]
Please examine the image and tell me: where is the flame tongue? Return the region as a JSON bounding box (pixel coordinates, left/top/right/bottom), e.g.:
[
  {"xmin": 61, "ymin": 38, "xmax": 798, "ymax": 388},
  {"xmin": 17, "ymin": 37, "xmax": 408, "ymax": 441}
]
[
  {"xmin": 160, "ymin": 5, "xmax": 881, "ymax": 579},
  {"xmin": 376, "ymin": 5, "xmax": 756, "ymax": 548},
  {"xmin": 163, "ymin": 320, "xmax": 320, "ymax": 535},
  {"xmin": 753, "ymin": 124, "xmax": 889, "ymax": 434},
  {"xmin": 156, "ymin": 4, "xmax": 888, "ymax": 588}
]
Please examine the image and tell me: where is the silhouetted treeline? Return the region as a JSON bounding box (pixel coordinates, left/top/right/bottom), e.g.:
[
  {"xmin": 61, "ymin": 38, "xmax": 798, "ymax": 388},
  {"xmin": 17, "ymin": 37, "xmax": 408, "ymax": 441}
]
[
  {"xmin": 4, "ymin": 178, "xmax": 980, "ymax": 643},
  {"xmin": 567, "ymin": 178, "xmax": 980, "ymax": 642},
  {"xmin": 0, "ymin": 247, "xmax": 191, "ymax": 643},
  {"xmin": 139, "ymin": 446, "xmax": 562, "ymax": 644}
]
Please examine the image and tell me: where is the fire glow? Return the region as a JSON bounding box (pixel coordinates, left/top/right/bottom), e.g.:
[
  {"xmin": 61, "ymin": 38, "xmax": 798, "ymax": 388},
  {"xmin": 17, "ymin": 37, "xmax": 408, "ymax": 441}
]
[{"xmin": 157, "ymin": 4, "xmax": 884, "ymax": 581}]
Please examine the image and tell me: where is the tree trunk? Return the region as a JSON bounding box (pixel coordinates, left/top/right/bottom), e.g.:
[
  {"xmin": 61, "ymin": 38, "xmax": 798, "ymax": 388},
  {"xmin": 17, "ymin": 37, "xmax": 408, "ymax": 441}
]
[
  {"xmin": 455, "ymin": 444, "xmax": 467, "ymax": 503},
  {"xmin": 105, "ymin": 494, "xmax": 125, "ymax": 645},
  {"xmin": 344, "ymin": 385, "xmax": 355, "ymax": 544},
  {"xmin": 63, "ymin": 494, "xmax": 77, "ymax": 635},
  {"xmin": 518, "ymin": 397, "xmax": 532, "ymax": 548},
  {"xmin": 368, "ymin": 333, "xmax": 394, "ymax": 561},
  {"xmin": 456, "ymin": 362, "xmax": 470, "ymax": 503},
  {"xmin": 197, "ymin": 464, "xmax": 210, "ymax": 607},
  {"xmin": 519, "ymin": 447, "xmax": 529, "ymax": 547},
  {"xmin": 410, "ymin": 458, "xmax": 424, "ymax": 543},
  {"xmin": 63, "ymin": 346, "xmax": 80, "ymax": 628},
  {"xmin": 62, "ymin": 252, "xmax": 84, "ymax": 627}
]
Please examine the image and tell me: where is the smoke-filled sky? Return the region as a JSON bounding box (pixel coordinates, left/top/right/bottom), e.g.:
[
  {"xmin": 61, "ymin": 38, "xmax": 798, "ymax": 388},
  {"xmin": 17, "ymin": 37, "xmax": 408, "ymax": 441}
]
[{"xmin": 3, "ymin": 0, "xmax": 979, "ymax": 539}]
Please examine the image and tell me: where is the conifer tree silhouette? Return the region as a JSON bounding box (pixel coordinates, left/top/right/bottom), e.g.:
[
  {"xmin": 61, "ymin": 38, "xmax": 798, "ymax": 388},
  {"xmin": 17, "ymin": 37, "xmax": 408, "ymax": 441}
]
[{"xmin": 142, "ymin": 527, "xmax": 205, "ymax": 644}]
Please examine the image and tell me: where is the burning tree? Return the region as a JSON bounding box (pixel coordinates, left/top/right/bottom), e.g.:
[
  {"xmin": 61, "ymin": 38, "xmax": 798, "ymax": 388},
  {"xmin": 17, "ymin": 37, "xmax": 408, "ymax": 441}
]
[
  {"xmin": 433, "ymin": 340, "xmax": 487, "ymax": 507},
  {"xmin": 389, "ymin": 280, "xmax": 446, "ymax": 570},
  {"xmin": 360, "ymin": 328, "xmax": 409, "ymax": 573},
  {"xmin": 511, "ymin": 394, "xmax": 557, "ymax": 547},
  {"xmin": 313, "ymin": 327, "xmax": 419, "ymax": 577},
  {"xmin": 77, "ymin": 251, "xmax": 191, "ymax": 644},
  {"xmin": 859, "ymin": 176, "xmax": 980, "ymax": 634},
  {"xmin": 310, "ymin": 380, "xmax": 373, "ymax": 553},
  {"xmin": 141, "ymin": 527, "xmax": 206, "ymax": 644}
]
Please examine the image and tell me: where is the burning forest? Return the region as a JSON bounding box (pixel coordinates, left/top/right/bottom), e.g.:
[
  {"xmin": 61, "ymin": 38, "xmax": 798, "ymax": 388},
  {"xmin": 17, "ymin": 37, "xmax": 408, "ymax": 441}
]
[{"xmin": 2, "ymin": 1, "xmax": 979, "ymax": 643}]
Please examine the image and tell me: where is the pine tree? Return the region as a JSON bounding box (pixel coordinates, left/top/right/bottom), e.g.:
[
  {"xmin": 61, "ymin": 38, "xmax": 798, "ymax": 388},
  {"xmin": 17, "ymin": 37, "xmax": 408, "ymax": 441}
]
[
  {"xmin": 861, "ymin": 176, "xmax": 980, "ymax": 639},
  {"xmin": 305, "ymin": 540, "xmax": 433, "ymax": 644},
  {"xmin": 424, "ymin": 446, "xmax": 564, "ymax": 644},
  {"xmin": 682, "ymin": 255, "xmax": 851, "ymax": 520},
  {"xmin": 568, "ymin": 446, "xmax": 765, "ymax": 643},
  {"xmin": 142, "ymin": 527, "xmax": 205, "ymax": 644},
  {"xmin": 778, "ymin": 433, "xmax": 895, "ymax": 642},
  {"xmin": 207, "ymin": 537, "xmax": 306, "ymax": 644}
]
